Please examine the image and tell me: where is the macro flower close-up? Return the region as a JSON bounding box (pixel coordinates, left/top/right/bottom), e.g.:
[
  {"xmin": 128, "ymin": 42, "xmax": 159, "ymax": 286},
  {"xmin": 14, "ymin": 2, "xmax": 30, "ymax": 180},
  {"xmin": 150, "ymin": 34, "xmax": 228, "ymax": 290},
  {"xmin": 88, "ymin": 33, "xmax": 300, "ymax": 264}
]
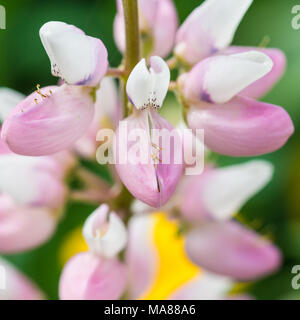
[{"xmin": 0, "ymin": 0, "xmax": 300, "ymax": 306}]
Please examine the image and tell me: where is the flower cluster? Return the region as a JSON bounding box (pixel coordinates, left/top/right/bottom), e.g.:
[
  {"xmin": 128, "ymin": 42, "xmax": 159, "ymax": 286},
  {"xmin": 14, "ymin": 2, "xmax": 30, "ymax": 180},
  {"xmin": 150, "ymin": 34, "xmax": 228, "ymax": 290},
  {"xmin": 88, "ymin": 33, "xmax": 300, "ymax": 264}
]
[{"xmin": 0, "ymin": 0, "xmax": 294, "ymax": 300}]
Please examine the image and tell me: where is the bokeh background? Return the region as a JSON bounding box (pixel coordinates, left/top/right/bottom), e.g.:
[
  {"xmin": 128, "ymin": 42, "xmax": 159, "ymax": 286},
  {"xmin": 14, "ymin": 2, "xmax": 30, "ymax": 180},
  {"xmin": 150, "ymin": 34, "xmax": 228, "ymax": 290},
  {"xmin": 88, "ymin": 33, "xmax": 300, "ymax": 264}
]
[{"xmin": 0, "ymin": 0, "xmax": 300, "ymax": 299}]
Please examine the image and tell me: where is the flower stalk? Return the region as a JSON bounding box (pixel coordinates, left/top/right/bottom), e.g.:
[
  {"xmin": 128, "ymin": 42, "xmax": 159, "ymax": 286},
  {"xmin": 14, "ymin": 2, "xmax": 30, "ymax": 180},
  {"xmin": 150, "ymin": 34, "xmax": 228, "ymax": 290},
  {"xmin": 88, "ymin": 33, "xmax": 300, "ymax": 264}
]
[
  {"xmin": 121, "ymin": 0, "xmax": 140, "ymax": 117},
  {"xmin": 122, "ymin": 0, "xmax": 140, "ymax": 74}
]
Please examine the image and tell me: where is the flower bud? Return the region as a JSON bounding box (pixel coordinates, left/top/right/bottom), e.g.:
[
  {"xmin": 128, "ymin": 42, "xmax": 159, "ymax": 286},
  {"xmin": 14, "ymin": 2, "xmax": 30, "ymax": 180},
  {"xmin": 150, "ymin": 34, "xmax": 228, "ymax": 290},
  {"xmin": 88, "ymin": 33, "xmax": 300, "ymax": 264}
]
[
  {"xmin": 114, "ymin": 57, "xmax": 183, "ymax": 208},
  {"xmin": 83, "ymin": 204, "xmax": 127, "ymax": 259},
  {"xmin": 114, "ymin": 0, "xmax": 178, "ymax": 58}
]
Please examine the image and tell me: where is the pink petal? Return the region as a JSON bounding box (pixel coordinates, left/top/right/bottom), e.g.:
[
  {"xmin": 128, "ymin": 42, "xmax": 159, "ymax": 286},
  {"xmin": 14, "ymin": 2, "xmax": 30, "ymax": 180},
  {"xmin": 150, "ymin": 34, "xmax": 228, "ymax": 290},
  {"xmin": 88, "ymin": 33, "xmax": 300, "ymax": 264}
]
[
  {"xmin": 187, "ymin": 96, "xmax": 294, "ymax": 156},
  {"xmin": 151, "ymin": 0, "xmax": 178, "ymax": 58},
  {"xmin": 114, "ymin": 110, "xmax": 183, "ymax": 208},
  {"xmin": 179, "ymin": 160, "xmax": 273, "ymax": 222},
  {"xmin": 223, "ymin": 47, "xmax": 286, "ymax": 99},
  {"xmin": 74, "ymin": 77, "xmax": 121, "ymax": 158},
  {"xmin": 170, "ymin": 273, "xmax": 232, "ymax": 300},
  {"xmin": 179, "ymin": 169, "xmax": 214, "ymax": 222},
  {"xmin": 125, "ymin": 215, "xmax": 157, "ymax": 299},
  {"xmin": 83, "ymin": 204, "xmax": 127, "ymax": 258},
  {"xmin": 2, "ymin": 85, "xmax": 94, "ymax": 156},
  {"xmin": 0, "ymin": 153, "xmax": 67, "ymax": 209},
  {"xmin": 0, "ymin": 257, "xmax": 44, "ymax": 300},
  {"xmin": 175, "ymin": 0, "xmax": 253, "ymax": 65},
  {"xmin": 0, "ymin": 194, "xmax": 56, "ymax": 253},
  {"xmin": 59, "ymin": 252, "xmax": 127, "ymax": 300},
  {"xmin": 113, "ymin": 0, "xmax": 126, "ymax": 53},
  {"xmin": 185, "ymin": 221, "xmax": 281, "ymax": 280},
  {"xmin": 114, "ymin": 0, "xmax": 178, "ymax": 58},
  {"xmin": 180, "ymin": 51, "xmax": 273, "ymax": 105}
]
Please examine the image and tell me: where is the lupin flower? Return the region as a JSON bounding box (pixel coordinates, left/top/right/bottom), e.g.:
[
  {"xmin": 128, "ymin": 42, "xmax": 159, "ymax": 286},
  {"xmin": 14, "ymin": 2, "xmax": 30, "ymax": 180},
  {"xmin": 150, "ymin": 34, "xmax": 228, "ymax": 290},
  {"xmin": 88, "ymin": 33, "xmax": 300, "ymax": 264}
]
[
  {"xmin": 59, "ymin": 204, "xmax": 127, "ymax": 300},
  {"xmin": 0, "ymin": 257, "xmax": 44, "ymax": 300},
  {"xmin": 223, "ymin": 47, "xmax": 287, "ymax": 99},
  {"xmin": 114, "ymin": 56, "xmax": 183, "ymax": 208},
  {"xmin": 179, "ymin": 160, "xmax": 274, "ymax": 222},
  {"xmin": 180, "ymin": 51, "xmax": 294, "ymax": 156},
  {"xmin": 2, "ymin": 21, "xmax": 110, "ymax": 156},
  {"xmin": 175, "ymin": 0, "xmax": 253, "ymax": 65},
  {"xmin": 0, "ymin": 147, "xmax": 71, "ymax": 253},
  {"xmin": 114, "ymin": 0, "xmax": 178, "ymax": 57},
  {"xmin": 0, "ymin": 83, "xmax": 72, "ymax": 253},
  {"xmin": 40, "ymin": 21, "xmax": 108, "ymax": 86},
  {"xmin": 178, "ymin": 160, "xmax": 281, "ymax": 279}
]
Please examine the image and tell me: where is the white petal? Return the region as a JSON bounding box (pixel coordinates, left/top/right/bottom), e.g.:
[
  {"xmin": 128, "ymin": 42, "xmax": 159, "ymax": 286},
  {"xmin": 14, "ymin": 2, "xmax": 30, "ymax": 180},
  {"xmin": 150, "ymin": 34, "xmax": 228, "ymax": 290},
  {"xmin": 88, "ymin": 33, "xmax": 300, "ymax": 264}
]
[
  {"xmin": 204, "ymin": 51, "xmax": 273, "ymax": 103},
  {"xmin": 0, "ymin": 155, "xmax": 48, "ymax": 205},
  {"xmin": 177, "ymin": 0, "xmax": 253, "ymax": 62},
  {"xmin": 149, "ymin": 56, "xmax": 170, "ymax": 107},
  {"xmin": 203, "ymin": 160, "xmax": 273, "ymax": 221},
  {"xmin": 82, "ymin": 204, "xmax": 127, "ymax": 258},
  {"xmin": 126, "ymin": 56, "xmax": 170, "ymax": 110},
  {"xmin": 0, "ymin": 88, "xmax": 25, "ymax": 122},
  {"xmin": 40, "ymin": 21, "xmax": 108, "ymax": 86}
]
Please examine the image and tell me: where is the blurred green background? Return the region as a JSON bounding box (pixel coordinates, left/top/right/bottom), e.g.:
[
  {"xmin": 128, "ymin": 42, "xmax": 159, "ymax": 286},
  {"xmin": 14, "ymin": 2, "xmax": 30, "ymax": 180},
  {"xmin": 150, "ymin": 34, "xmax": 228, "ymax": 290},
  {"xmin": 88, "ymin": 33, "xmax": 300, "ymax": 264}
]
[{"xmin": 0, "ymin": 0, "xmax": 300, "ymax": 300}]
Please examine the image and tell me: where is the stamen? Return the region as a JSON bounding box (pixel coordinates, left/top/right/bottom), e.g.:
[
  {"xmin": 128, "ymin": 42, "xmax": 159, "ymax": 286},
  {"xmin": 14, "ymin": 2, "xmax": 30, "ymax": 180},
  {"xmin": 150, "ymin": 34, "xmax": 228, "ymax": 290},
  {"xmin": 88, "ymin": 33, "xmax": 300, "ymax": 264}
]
[
  {"xmin": 141, "ymin": 91, "xmax": 161, "ymax": 109},
  {"xmin": 152, "ymin": 142, "xmax": 162, "ymax": 151},
  {"xmin": 36, "ymin": 84, "xmax": 49, "ymax": 98}
]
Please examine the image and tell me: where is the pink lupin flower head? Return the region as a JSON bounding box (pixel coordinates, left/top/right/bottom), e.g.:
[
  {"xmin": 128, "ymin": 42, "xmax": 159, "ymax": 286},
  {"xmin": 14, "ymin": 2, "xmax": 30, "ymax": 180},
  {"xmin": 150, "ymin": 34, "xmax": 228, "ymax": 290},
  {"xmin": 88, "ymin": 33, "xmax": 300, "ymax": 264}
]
[
  {"xmin": 59, "ymin": 204, "xmax": 127, "ymax": 300},
  {"xmin": 114, "ymin": 56, "xmax": 183, "ymax": 208},
  {"xmin": 40, "ymin": 21, "xmax": 108, "ymax": 86},
  {"xmin": 179, "ymin": 51, "xmax": 294, "ymax": 156},
  {"xmin": 114, "ymin": 0, "xmax": 178, "ymax": 58},
  {"xmin": 2, "ymin": 84, "xmax": 95, "ymax": 156}
]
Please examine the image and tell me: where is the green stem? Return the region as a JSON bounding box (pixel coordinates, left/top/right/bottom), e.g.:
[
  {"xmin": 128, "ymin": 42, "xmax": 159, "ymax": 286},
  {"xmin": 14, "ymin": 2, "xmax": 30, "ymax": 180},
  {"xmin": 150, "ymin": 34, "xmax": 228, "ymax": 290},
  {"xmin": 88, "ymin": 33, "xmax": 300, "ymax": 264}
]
[
  {"xmin": 121, "ymin": 79, "xmax": 129, "ymax": 118},
  {"xmin": 121, "ymin": 0, "xmax": 140, "ymax": 117},
  {"xmin": 122, "ymin": 0, "xmax": 140, "ymax": 74}
]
